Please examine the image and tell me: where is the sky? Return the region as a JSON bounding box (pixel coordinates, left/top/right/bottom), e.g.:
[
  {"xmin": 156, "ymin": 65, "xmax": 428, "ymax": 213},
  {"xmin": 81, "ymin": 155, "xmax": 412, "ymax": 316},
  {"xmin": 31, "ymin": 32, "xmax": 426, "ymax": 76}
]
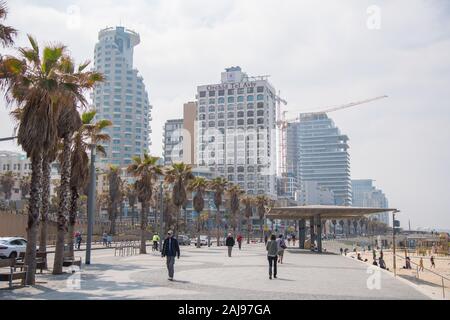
[{"xmin": 1, "ymin": 0, "xmax": 450, "ymax": 230}]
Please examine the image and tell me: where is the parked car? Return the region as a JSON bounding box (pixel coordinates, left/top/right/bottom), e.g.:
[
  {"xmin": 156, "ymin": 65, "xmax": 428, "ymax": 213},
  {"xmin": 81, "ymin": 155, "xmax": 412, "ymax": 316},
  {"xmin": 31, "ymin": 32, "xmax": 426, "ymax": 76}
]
[
  {"xmin": 0, "ymin": 237, "xmax": 27, "ymax": 259},
  {"xmin": 193, "ymin": 235, "xmax": 209, "ymax": 246},
  {"xmin": 178, "ymin": 235, "xmax": 191, "ymax": 246}
]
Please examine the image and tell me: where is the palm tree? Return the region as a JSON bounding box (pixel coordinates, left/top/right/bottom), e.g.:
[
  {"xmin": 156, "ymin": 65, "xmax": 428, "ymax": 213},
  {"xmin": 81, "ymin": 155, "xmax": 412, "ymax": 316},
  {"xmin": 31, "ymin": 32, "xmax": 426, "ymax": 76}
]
[
  {"xmin": 67, "ymin": 111, "xmax": 111, "ymax": 258},
  {"xmin": 332, "ymin": 219, "xmax": 337, "ymax": 235},
  {"xmin": 353, "ymin": 219, "xmax": 358, "ymax": 235},
  {"xmin": 0, "ymin": 171, "xmax": 15, "ymax": 200},
  {"xmin": 226, "ymin": 184, "xmax": 244, "ymax": 233},
  {"xmin": 255, "ymin": 195, "xmax": 270, "ymax": 242},
  {"xmin": 241, "ymin": 195, "xmax": 254, "ymax": 244},
  {"xmin": 208, "ymin": 177, "xmax": 227, "ymax": 246},
  {"xmin": 126, "ymin": 183, "xmax": 137, "ymax": 226},
  {"xmin": 0, "ymin": 1, "xmax": 16, "ymax": 48},
  {"xmin": 1, "ymin": 36, "xmax": 96, "ymax": 284},
  {"xmin": 127, "ymin": 153, "xmax": 162, "ymax": 254},
  {"xmin": 107, "ymin": 165, "xmax": 122, "ymax": 236},
  {"xmin": 19, "ymin": 175, "xmax": 30, "ymax": 200},
  {"xmin": 53, "ymin": 56, "xmax": 103, "ymax": 275},
  {"xmin": 188, "ymin": 177, "xmax": 208, "ymax": 248},
  {"xmin": 164, "ymin": 163, "xmax": 194, "ymax": 236},
  {"xmin": 338, "ymin": 220, "xmax": 345, "ymax": 235}
]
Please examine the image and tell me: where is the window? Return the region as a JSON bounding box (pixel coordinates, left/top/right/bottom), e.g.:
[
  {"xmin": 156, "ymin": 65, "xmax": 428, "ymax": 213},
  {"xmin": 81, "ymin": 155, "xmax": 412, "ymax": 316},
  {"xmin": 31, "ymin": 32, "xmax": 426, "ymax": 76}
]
[
  {"xmin": 218, "ymin": 90, "xmax": 225, "ymax": 96},
  {"xmin": 209, "ymin": 106, "xmax": 215, "ymax": 112},
  {"xmin": 227, "ymin": 89, "xmax": 234, "ymax": 95},
  {"xmin": 199, "ymin": 106, "xmax": 205, "ymax": 113},
  {"xmin": 218, "ymin": 113, "xmax": 225, "ymax": 119},
  {"xmin": 237, "ymin": 96, "xmax": 244, "ymax": 102},
  {"xmin": 237, "ymin": 119, "xmax": 244, "ymax": 125},
  {"xmin": 257, "ymin": 94, "xmax": 264, "ymax": 101},
  {"xmin": 247, "ymin": 103, "xmax": 254, "ymax": 109},
  {"xmin": 257, "ymin": 86, "xmax": 264, "ymax": 93},
  {"xmin": 257, "ymin": 102, "xmax": 264, "ymax": 109},
  {"xmin": 247, "ymin": 95, "xmax": 254, "ymax": 102},
  {"xmin": 247, "ymin": 111, "xmax": 254, "ymax": 117},
  {"xmin": 247, "ymin": 119, "xmax": 254, "ymax": 125},
  {"xmin": 257, "ymin": 110, "xmax": 264, "ymax": 116},
  {"xmin": 208, "ymin": 113, "xmax": 215, "ymax": 119},
  {"xmin": 218, "ymin": 105, "xmax": 225, "ymax": 111},
  {"xmin": 228, "ymin": 96, "xmax": 235, "ymax": 103},
  {"xmin": 218, "ymin": 97, "xmax": 225, "ymax": 104},
  {"xmin": 247, "ymin": 87, "xmax": 254, "ymax": 93},
  {"xmin": 199, "ymin": 91, "xmax": 206, "ymax": 98},
  {"xmin": 218, "ymin": 120, "xmax": 225, "ymax": 127},
  {"xmin": 209, "ymin": 121, "xmax": 215, "ymax": 127},
  {"xmin": 209, "ymin": 98, "xmax": 215, "ymax": 104},
  {"xmin": 257, "ymin": 118, "xmax": 264, "ymax": 124},
  {"xmin": 237, "ymin": 111, "xmax": 244, "ymax": 118},
  {"xmin": 227, "ymin": 112, "xmax": 234, "ymax": 118},
  {"xmin": 209, "ymin": 91, "xmax": 215, "ymax": 97},
  {"xmin": 227, "ymin": 120, "xmax": 235, "ymax": 126}
]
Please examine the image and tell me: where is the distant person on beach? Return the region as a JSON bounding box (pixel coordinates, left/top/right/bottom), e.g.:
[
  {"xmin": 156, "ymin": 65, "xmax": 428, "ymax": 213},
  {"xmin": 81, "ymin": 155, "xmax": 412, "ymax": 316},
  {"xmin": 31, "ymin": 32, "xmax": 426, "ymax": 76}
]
[
  {"xmin": 357, "ymin": 253, "xmax": 363, "ymax": 261},
  {"xmin": 404, "ymin": 257, "xmax": 412, "ymax": 269},
  {"xmin": 266, "ymin": 234, "xmax": 278, "ymax": 280},
  {"xmin": 430, "ymin": 256, "xmax": 436, "ymax": 268},
  {"xmin": 344, "ymin": 248, "xmax": 348, "ymax": 256},
  {"xmin": 340, "ymin": 248, "xmax": 343, "ymax": 255},
  {"xmin": 373, "ymin": 259, "xmax": 378, "ymax": 266},
  {"xmin": 419, "ymin": 258, "xmax": 424, "ymax": 271},
  {"xmin": 291, "ymin": 234, "xmax": 296, "ymax": 247}
]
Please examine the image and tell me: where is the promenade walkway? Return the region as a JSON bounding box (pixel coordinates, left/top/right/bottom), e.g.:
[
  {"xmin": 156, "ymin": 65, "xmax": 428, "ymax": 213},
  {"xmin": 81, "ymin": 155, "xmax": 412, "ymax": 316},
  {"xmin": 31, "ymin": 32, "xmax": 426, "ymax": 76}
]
[{"xmin": 0, "ymin": 243, "xmax": 429, "ymax": 300}]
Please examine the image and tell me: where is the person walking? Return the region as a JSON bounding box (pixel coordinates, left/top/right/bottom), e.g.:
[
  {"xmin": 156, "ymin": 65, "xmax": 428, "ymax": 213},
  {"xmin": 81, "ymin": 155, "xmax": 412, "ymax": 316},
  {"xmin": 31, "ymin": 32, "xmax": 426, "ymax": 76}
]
[
  {"xmin": 237, "ymin": 234, "xmax": 243, "ymax": 250},
  {"xmin": 152, "ymin": 233, "xmax": 160, "ymax": 251},
  {"xmin": 430, "ymin": 256, "xmax": 436, "ymax": 268},
  {"xmin": 226, "ymin": 233, "xmax": 235, "ymax": 257},
  {"xmin": 291, "ymin": 234, "xmax": 296, "ymax": 247},
  {"xmin": 102, "ymin": 232, "xmax": 108, "ymax": 246},
  {"xmin": 287, "ymin": 234, "xmax": 291, "ymax": 247},
  {"xmin": 161, "ymin": 230, "xmax": 180, "ymax": 281},
  {"xmin": 264, "ymin": 234, "xmax": 268, "ymax": 246},
  {"xmin": 419, "ymin": 257, "xmax": 424, "ymax": 271},
  {"xmin": 107, "ymin": 234, "xmax": 112, "ymax": 247},
  {"xmin": 266, "ymin": 234, "xmax": 278, "ymax": 279},
  {"xmin": 276, "ymin": 235, "xmax": 287, "ymax": 264},
  {"xmin": 76, "ymin": 232, "xmax": 82, "ymax": 250}
]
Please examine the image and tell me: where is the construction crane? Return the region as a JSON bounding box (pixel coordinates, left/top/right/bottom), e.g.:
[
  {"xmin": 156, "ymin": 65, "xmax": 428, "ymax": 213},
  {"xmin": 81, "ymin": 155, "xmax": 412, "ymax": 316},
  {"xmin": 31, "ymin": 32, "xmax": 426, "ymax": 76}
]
[{"xmin": 277, "ymin": 95, "xmax": 388, "ymax": 177}]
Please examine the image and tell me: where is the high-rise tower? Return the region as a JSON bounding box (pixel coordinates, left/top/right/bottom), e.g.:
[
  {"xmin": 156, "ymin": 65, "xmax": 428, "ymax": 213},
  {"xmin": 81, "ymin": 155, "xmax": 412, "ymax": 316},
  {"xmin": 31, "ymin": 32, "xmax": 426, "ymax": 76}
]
[{"xmin": 92, "ymin": 26, "xmax": 151, "ymax": 166}]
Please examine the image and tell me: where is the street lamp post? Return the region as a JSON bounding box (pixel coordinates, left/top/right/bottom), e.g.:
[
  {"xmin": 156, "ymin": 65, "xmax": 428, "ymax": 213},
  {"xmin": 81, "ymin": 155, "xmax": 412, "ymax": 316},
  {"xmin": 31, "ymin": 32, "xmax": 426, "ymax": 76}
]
[
  {"xmin": 159, "ymin": 181, "xmax": 164, "ymax": 251},
  {"xmin": 392, "ymin": 210, "xmax": 400, "ymax": 276},
  {"xmin": 85, "ymin": 145, "xmax": 96, "ymax": 265}
]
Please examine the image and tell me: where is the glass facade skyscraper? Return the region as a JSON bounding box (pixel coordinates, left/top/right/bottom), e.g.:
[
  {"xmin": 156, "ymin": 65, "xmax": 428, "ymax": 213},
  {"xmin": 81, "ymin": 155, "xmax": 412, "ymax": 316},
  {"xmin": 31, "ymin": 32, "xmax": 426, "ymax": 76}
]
[
  {"xmin": 352, "ymin": 179, "xmax": 389, "ymax": 224},
  {"xmin": 286, "ymin": 113, "xmax": 352, "ymax": 205},
  {"xmin": 92, "ymin": 26, "xmax": 151, "ymax": 166}
]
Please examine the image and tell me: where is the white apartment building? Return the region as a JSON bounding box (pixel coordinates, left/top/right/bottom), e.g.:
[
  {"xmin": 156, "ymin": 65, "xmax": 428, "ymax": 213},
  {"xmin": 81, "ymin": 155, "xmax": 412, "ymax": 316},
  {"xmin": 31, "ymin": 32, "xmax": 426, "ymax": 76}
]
[
  {"xmin": 196, "ymin": 67, "xmax": 277, "ymax": 197},
  {"xmin": 92, "ymin": 26, "xmax": 152, "ymax": 167}
]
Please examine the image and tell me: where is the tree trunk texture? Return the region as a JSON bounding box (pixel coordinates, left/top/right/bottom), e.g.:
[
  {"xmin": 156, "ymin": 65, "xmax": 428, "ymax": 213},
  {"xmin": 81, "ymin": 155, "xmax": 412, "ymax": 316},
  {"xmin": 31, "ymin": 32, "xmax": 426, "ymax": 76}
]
[
  {"xmin": 53, "ymin": 137, "xmax": 71, "ymax": 275},
  {"xmin": 140, "ymin": 202, "xmax": 148, "ymax": 254},
  {"xmin": 39, "ymin": 155, "xmax": 51, "ymax": 253},
  {"xmin": 24, "ymin": 153, "xmax": 43, "ymax": 285},
  {"xmin": 68, "ymin": 186, "xmax": 79, "ymax": 259},
  {"xmin": 216, "ymin": 207, "xmax": 221, "ymax": 246}
]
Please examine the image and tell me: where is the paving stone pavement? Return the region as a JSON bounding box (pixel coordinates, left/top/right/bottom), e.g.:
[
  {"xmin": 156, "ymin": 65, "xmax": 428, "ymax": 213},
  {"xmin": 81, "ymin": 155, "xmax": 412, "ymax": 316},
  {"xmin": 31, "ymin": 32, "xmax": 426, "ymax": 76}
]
[{"xmin": 0, "ymin": 243, "xmax": 429, "ymax": 300}]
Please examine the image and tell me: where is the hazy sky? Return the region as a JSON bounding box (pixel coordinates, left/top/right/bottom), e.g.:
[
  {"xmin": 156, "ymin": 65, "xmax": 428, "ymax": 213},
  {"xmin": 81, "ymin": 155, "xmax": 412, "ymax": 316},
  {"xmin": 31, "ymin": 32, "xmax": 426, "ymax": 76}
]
[{"xmin": 1, "ymin": 0, "xmax": 449, "ymax": 229}]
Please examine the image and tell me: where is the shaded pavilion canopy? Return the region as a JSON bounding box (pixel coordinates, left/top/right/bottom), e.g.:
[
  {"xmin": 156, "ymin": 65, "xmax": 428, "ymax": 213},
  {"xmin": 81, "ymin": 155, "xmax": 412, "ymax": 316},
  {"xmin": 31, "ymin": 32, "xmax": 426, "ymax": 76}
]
[{"xmin": 266, "ymin": 205, "xmax": 398, "ymax": 220}]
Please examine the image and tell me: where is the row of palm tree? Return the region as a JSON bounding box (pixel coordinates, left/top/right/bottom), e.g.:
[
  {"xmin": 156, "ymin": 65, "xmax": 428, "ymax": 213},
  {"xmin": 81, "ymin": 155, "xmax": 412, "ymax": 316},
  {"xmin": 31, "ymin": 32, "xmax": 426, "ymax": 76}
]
[{"xmin": 0, "ymin": 1, "xmax": 110, "ymax": 283}]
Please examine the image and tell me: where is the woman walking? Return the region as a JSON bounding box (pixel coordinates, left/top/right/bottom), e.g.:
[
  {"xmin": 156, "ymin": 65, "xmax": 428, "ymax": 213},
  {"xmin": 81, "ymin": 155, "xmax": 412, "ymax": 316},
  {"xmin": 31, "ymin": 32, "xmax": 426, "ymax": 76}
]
[
  {"xmin": 226, "ymin": 233, "xmax": 235, "ymax": 257},
  {"xmin": 266, "ymin": 234, "xmax": 278, "ymax": 279}
]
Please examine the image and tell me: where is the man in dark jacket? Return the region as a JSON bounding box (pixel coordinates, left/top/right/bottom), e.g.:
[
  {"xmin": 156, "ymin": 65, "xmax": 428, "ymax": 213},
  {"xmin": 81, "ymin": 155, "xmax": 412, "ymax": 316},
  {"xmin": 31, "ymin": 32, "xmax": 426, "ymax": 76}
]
[
  {"xmin": 226, "ymin": 233, "xmax": 235, "ymax": 257},
  {"xmin": 161, "ymin": 230, "xmax": 180, "ymax": 281}
]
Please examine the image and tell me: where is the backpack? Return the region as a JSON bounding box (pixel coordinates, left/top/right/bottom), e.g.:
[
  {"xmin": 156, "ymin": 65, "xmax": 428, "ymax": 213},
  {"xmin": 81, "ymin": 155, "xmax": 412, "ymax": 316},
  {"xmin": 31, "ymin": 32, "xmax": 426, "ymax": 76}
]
[{"xmin": 280, "ymin": 239, "xmax": 287, "ymax": 249}]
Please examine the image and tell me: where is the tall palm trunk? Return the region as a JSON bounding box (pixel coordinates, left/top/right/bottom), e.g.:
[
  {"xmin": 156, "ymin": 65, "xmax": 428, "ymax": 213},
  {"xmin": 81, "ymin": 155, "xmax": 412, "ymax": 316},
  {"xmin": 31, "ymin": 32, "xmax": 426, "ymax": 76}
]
[
  {"xmin": 109, "ymin": 203, "xmax": 117, "ymax": 235},
  {"xmin": 216, "ymin": 207, "xmax": 221, "ymax": 246},
  {"xmin": 39, "ymin": 155, "xmax": 51, "ymax": 252},
  {"xmin": 260, "ymin": 222, "xmax": 264, "ymax": 243},
  {"xmin": 53, "ymin": 136, "xmax": 71, "ymax": 275},
  {"xmin": 140, "ymin": 202, "xmax": 148, "ymax": 254},
  {"xmin": 68, "ymin": 186, "xmax": 79, "ymax": 259},
  {"xmin": 24, "ymin": 152, "xmax": 43, "ymax": 285},
  {"xmin": 247, "ymin": 220, "xmax": 251, "ymax": 244}
]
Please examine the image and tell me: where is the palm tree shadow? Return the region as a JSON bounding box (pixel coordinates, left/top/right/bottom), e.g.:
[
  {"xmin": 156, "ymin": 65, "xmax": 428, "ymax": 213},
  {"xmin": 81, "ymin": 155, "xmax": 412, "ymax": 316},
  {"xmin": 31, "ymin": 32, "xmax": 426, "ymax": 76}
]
[
  {"xmin": 274, "ymin": 277, "xmax": 294, "ymax": 282},
  {"xmin": 171, "ymin": 279, "xmax": 190, "ymax": 284}
]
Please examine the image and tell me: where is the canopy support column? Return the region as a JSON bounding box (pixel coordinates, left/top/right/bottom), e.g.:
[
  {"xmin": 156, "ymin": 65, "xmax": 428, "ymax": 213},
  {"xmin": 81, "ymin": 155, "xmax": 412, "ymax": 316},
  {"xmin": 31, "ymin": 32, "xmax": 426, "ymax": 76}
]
[
  {"xmin": 298, "ymin": 219, "xmax": 306, "ymax": 249},
  {"xmin": 309, "ymin": 217, "xmax": 315, "ymax": 251},
  {"xmin": 316, "ymin": 214, "xmax": 322, "ymax": 253}
]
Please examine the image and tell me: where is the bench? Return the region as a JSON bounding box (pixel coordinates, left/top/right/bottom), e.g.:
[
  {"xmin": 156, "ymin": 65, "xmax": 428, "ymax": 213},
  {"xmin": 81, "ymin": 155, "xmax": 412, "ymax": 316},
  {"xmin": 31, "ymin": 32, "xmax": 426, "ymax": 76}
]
[
  {"xmin": 0, "ymin": 258, "xmax": 27, "ymax": 288},
  {"xmin": 15, "ymin": 252, "xmax": 48, "ymax": 274},
  {"xmin": 63, "ymin": 252, "xmax": 82, "ymax": 270}
]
